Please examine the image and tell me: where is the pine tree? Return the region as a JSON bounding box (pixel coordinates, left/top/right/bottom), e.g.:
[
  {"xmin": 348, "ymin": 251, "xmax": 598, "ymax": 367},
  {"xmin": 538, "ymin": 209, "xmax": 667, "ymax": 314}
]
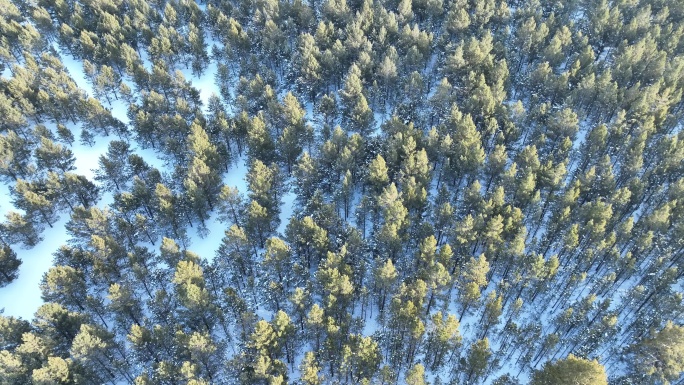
[
  {"xmin": 188, "ymin": 23, "xmax": 209, "ymax": 77},
  {"xmin": 316, "ymin": 247, "xmax": 354, "ymax": 319},
  {"xmin": 216, "ymin": 224, "xmax": 253, "ymax": 297},
  {"xmin": 246, "ymin": 200, "xmax": 272, "ymax": 248},
  {"xmin": 628, "ymin": 321, "xmax": 684, "ymax": 384},
  {"xmin": 272, "ymin": 310, "xmax": 296, "ymax": 365},
  {"xmin": 11, "ymin": 179, "xmax": 58, "ymax": 229},
  {"xmin": 107, "ymin": 282, "xmax": 143, "ymax": 330},
  {"xmin": 405, "ymin": 363, "xmax": 427, "ymax": 385},
  {"xmin": 184, "ymin": 121, "xmax": 223, "ymax": 224},
  {"xmin": 31, "ymin": 356, "xmax": 73, "ymax": 384},
  {"xmin": 185, "ymin": 156, "xmax": 222, "ymax": 225},
  {"xmin": 300, "ymin": 351, "xmax": 323, "ymax": 385},
  {"xmin": 246, "ymin": 159, "xmax": 282, "ymax": 232},
  {"xmin": 416, "ymin": 236, "xmax": 451, "ymax": 315},
  {"xmin": 316, "ymin": 93, "xmax": 338, "ymax": 131},
  {"xmin": 373, "ymin": 258, "xmax": 398, "ymax": 313},
  {"xmin": 289, "ymin": 287, "xmax": 311, "ymax": 333},
  {"xmin": 295, "ymin": 33, "xmax": 322, "ymax": 101},
  {"xmin": 340, "ymin": 334, "xmax": 381, "ymax": 383},
  {"xmin": 57, "ymin": 172, "xmax": 100, "ymax": 210},
  {"xmin": 94, "ymin": 64, "xmax": 120, "ymax": 105},
  {"xmin": 293, "ymin": 151, "xmax": 318, "ymax": 204},
  {"xmin": 492, "ymin": 374, "xmax": 521, "ymax": 385},
  {"xmin": 531, "ymin": 354, "xmax": 607, "ymax": 385},
  {"xmin": 306, "ymin": 303, "xmax": 326, "ymax": 352},
  {"xmin": 0, "ymin": 130, "xmax": 35, "ymax": 182},
  {"xmin": 35, "ymin": 137, "xmax": 75, "ymax": 174},
  {"xmin": 0, "ymin": 245, "xmax": 20, "ymax": 287},
  {"xmin": 444, "ymin": 105, "xmax": 485, "ymax": 185},
  {"xmin": 339, "ymin": 64, "xmax": 375, "ymax": 135},
  {"xmin": 386, "ymin": 280, "xmax": 427, "ymax": 366},
  {"xmin": 155, "ymin": 183, "xmax": 189, "ymax": 243},
  {"xmin": 462, "ymin": 338, "xmax": 492, "ymax": 384},
  {"xmin": 172, "ymin": 259, "xmax": 219, "ymax": 332},
  {"xmin": 377, "ymin": 183, "xmax": 409, "ymax": 260},
  {"xmin": 286, "ymin": 215, "xmax": 329, "ymax": 269},
  {"xmin": 377, "ymin": 52, "xmax": 398, "ymax": 107},
  {"xmin": 247, "ymin": 113, "xmax": 277, "ymax": 164},
  {"xmin": 456, "ymin": 254, "xmax": 490, "ymax": 322},
  {"xmin": 1, "ymin": 211, "xmax": 41, "ymax": 247},
  {"xmin": 279, "ymin": 126, "xmax": 303, "ymax": 174},
  {"xmin": 248, "ymin": 319, "xmax": 287, "ymax": 381},
  {"xmin": 263, "ymin": 237, "xmax": 291, "ymax": 285},
  {"xmin": 217, "ymin": 185, "xmax": 245, "ymax": 225},
  {"xmin": 367, "ymin": 154, "xmax": 390, "ymax": 194},
  {"xmin": 480, "ymin": 290, "xmax": 503, "ymax": 338},
  {"xmin": 425, "ymin": 311, "xmax": 461, "ymax": 371},
  {"xmin": 71, "ymin": 323, "xmax": 131, "ymax": 383},
  {"xmin": 95, "ymin": 140, "xmax": 131, "ymax": 192}
]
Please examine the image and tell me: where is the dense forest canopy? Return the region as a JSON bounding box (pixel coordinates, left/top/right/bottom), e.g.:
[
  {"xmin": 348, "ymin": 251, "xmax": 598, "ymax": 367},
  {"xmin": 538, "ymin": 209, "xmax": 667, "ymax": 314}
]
[{"xmin": 0, "ymin": 0, "xmax": 684, "ymax": 383}]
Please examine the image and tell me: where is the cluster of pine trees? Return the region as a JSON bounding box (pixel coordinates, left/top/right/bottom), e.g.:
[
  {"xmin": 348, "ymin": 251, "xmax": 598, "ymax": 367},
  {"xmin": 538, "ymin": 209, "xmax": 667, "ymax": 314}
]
[{"xmin": 1, "ymin": 0, "xmax": 684, "ymax": 383}]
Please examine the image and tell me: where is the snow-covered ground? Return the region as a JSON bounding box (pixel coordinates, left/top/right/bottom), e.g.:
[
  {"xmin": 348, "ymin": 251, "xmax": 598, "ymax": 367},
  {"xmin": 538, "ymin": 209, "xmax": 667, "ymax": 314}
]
[
  {"xmin": 180, "ymin": 60, "xmax": 221, "ymax": 108},
  {"xmin": 0, "ymin": 215, "xmax": 71, "ymax": 319},
  {"xmin": 278, "ymin": 187, "xmax": 297, "ymax": 236}
]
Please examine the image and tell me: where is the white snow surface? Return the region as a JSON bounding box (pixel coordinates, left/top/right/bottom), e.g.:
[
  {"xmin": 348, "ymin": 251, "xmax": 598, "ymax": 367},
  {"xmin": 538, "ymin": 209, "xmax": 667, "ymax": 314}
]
[
  {"xmin": 278, "ymin": 185, "xmax": 297, "ymax": 236},
  {"xmin": 0, "ymin": 215, "xmax": 70, "ymax": 319},
  {"xmin": 180, "ymin": 60, "xmax": 221, "ymax": 108}
]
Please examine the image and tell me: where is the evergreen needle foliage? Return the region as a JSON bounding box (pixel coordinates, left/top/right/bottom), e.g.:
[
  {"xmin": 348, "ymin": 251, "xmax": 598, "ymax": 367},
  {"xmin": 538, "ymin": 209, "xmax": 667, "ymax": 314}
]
[{"xmin": 0, "ymin": 0, "xmax": 683, "ymax": 383}]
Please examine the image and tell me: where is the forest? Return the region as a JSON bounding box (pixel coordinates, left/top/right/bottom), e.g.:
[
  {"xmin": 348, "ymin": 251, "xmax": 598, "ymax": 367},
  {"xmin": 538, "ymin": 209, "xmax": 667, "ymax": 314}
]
[{"xmin": 0, "ymin": 0, "xmax": 684, "ymax": 383}]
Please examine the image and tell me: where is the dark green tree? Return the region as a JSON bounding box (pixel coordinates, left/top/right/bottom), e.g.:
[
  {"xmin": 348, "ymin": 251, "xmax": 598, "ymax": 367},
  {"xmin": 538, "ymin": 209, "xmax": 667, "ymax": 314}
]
[{"xmin": 0, "ymin": 245, "xmax": 20, "ymax": 287}]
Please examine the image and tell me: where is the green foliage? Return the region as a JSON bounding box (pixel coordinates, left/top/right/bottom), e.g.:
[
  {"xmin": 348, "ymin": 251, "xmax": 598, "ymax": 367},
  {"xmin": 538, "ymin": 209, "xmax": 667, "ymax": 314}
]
[
  {"xmin": 300, "ymin": 351, "xmax": 323, "ymax": 385},
  {"xmin": 2, "ymin": 1, "xmax": 684, "ymax": 384},
  {"xmin": 531, "ymin": 354, "xmax": 608, "ymax": 385},
  {"xmin": 0, "ymin": 245, "xmax": 20, "ymax": 287},
  {"xmin": 630, "ymin": 322, "xmax": 684, "ymax": 384}
]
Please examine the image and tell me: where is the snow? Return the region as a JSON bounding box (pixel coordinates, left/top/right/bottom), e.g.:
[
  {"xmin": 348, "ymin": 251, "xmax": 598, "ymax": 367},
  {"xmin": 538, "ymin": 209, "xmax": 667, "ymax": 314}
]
[
  {"xmin": 56, "ymin": 45, "xmax": 93, "ymax": 97},
  {"xmin": 180, "ymin": 60, "xmax": 221, "ymax": 109},
  {"xmin": 278, "ymin": 183, "xmax": 297, "ymax": 235},
  {"xmin": 187, "ymin": 210, "xmax": 225, "ymax": 263},
  {"xmin": 70, "ymin": 138, "xmax": 111, "ymax": 181},
  {"xmin": 0, "ymin": 215, "xmax": 71, "ymax": 320},
  {"xmin": 105, "ymin": 98, "xmax": 131, "ymax": 124},
  {"xmin": 133, "ymin": 145, "xmax": 167, "ymax": 172},
  {"xmin": 304, "ymin": 100, "xmax": 315, "ymax": 124},
  {"xmin": 361, "ymin": 311, "xmax": 382, "ymax": 336},
  {"xmin": 374, "ymin": 111, "xmax": 387, "ymax": 133},
  {"xmin": 223, "ymin": 154, "xmax": 249, "ymax": 194}
]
